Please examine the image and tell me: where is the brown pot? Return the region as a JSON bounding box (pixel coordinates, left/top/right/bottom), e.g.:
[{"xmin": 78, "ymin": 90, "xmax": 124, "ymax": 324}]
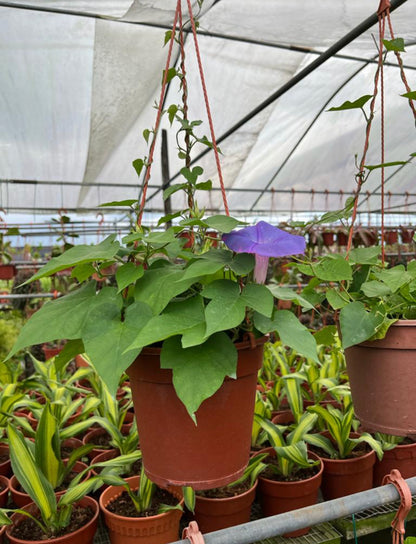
[
  {"xmin": 0, "ymin": 524, "xmax": 5, "ymax": 544},
  {"xmin": 322, "ymin": 232, "xmax": 335, "ymax": 247},
  {"xmin": 0, "ymin": 474, "xmax": 9, "ymax": 508},
  {"xmin": 10, "ymin": 461, "xmax": 90, "ymax": 508},
  {"xmin": 373, "ymin": 441, "xmax": 416, "ymax": 487},
  {"xmin": 0, "ymin": 444, "xmax": 11, "ymax": 477},
  {"xmin": 42, "ymin": 345, "xmax": 62, "ymax": 359},
  {"xmin": 127, "ymin": 336, "xmax": 266, "ymax": 490},
  {"xmin": 0, "ymin": 264, "xmax": 16, "ymax": 280},
  {"xmin": 60, "ymin": 438, "xmax": 83, "ymax": 460},
  {"xmin": 401, "ymin": 228, "xmax": 414, "ymax": 244},
  {"xmin": 193, "ymin": 480, "xmax": 257, "ymax": 533},
  {"xmin": 384, "ymin": 230, "xmax": 398, "ymax": 245},
  {"xmin": 257, "ymin": 450, "xmax": 323, "ymax": 537},
  {"xmin": 337, "ymin": 232, "xmax": 348, "ymax": 246},
  {"xmin": 319, "ymin": 448, "xmax": 375, "ymax": 500},
  {"xmin": 6, "ymin": 495, "xmax": 98, "ymax": 544},
  {"xmin": 99, "ymin": 475, "xmax": 183, "ymax": 544},
  {"xmin": 345, "ymin": 320, "xmax": 416, "ymax": 436},
  {"xmin": 82, "ymin": 428, "xmax": 120, "ymax": 461},
  {"xmin": 75, "ymin": 354, "xmax": 90, "ymax": 368}
]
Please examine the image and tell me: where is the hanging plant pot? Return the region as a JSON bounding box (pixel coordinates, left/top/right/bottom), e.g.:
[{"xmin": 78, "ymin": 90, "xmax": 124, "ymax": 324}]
[
  {"xmin": 6, "ymin": 495, "xmax": 99, "ymax": 544},
  {"xmin": 192, "ymin": 480, "xmax": 257, "ymax": 533},
  {"xmin": 400, "ymin": 228, "xmax": 414, "ymax": 244},
  {"xmin": 384, "ymin": 230, "xmax": 398, "ymax": 245},
  {"xmin": 99, "ymin": 476, "xmax": 183, "ymax": 544},
  {"xmin": 337, "ymin": 231, "xmax": 348, "ymax": 246},
  {"xmin": 127, "ymin": 336, "xmax": 266, "ymax": 490},
  {"xmin": 257, "ymin": 450, "xmax": 323, "ymax": 537},
  {"xmin": 0, "ymin": 264, "xmax": 16, "ymax": 280},
  {"xmin": 373, "ymin": 440, "xmax": 416, "ymax": 487},
  {"xmin": 345, "ymin": 320, "xmax": 416, "ymax": 436}
]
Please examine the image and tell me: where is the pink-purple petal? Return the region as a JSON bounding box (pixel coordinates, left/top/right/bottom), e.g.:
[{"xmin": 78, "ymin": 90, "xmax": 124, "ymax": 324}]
[{"xmin": 222, "ymin": 221, "xmax": 305, "ymax": 258}]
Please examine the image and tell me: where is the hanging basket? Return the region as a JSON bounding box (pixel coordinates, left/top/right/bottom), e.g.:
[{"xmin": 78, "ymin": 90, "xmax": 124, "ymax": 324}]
[
  {"xmin": 127, "ymin": 336, "xmax": 266, "ymax": 490},
  {"xmin": 345, "ymin": 320, "xmax": 416, "ymax": 436}
]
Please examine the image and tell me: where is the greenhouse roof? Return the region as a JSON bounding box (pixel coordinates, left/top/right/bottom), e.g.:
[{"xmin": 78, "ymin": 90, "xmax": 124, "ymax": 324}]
[{"xmin": 1, "ymin": 0, "xmax": 416, "ymax": 223}]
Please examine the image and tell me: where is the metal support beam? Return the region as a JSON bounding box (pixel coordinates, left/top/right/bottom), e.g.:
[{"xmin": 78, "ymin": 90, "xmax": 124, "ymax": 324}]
[{"xmin": 171, "ymin": 477, "xmax": 416, "ymax": 544}]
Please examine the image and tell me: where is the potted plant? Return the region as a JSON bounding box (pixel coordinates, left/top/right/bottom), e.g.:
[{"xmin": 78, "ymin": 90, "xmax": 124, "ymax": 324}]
[
  {"xmin": 295, "ymin": 244, "xmax": 416, "ymax": 436},
  {"xmin": 0, "ymin": 231, "xmax": 17, "ymax": 280},
  {"xmin": 254, "ymin": 412, "xmax": 323, "ymax": 537},
  {"xmin": 373, "ymin": 432, "xmax": 416, "ymax": 487},
  {"xmin": 99, "ymin": 464, "xmax": 188, "ymax": 544},
  {"xmin": 6, "ymin": 11, "xmax": 323, "ymax": 489},
  {"xmin": 0, "ymin": 424, "xmax": 103, "ymax": 544},
  {"xmin": 304, "ymin": 404, "xmax": 383, "ymax": 500},
  {"xmin": 8, "ymin": 404, "xmax": 94, "ymax": 507},
  {"xmin": 192, "ymin": 452, "xmax": 266, "ymax": 533}
]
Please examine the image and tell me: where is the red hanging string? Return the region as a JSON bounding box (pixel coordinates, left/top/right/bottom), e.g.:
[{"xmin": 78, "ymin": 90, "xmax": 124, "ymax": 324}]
[
  {"xmin": 137, "ymin": 0, "xmax": 180, "ymax": 228},
  {"xmin": 184, "ymin": 0, "xmax": 229, "ymax": 215}
]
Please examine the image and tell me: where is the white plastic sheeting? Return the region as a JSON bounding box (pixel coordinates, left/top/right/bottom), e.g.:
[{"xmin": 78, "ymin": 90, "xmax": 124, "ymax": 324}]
[{"xmin": 1, "ymin": 0, "xmax": 416, "ymax": 220}]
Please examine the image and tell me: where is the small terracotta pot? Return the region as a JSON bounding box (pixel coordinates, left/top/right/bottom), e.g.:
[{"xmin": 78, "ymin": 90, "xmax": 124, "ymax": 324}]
[
  {"xmin": 10, "ymin": 461, "xmax": 90, "ymax": 508},
  {"xmin": 193, "ymin": 480, "xmax": 257, "ymax": 533},
  {"xmin": 0, "ymin": 474, "xmax": 9, "ymax": 508},
  {"xmin": 0, "ymin": 444, "xmax": 11, "ymax": 477},
  {"xmin": 257, "ymin": 450, "xmax": 323, "ymax": 537},
  {"xmin": 75, "ymin": 354, "xmax": 90, "ymax": 368},
  {"xmin": 0, "ymin": 264, "xmax": 16, "ymax": 280},
  {"xmin": 83, "ymin": 427, "xmax": 130, "ymax": 461},
  {"xmin": 6, "ymin": 495, "xmax": 99, "ymax": 544},
  {"xmin": 61, "ymin": 438, "xmax": 83, "ymax": 460},
  {"xmin": 99, "ymin": 475, "xmax": 183, "ymax": 544},
  {"xmin": 42, "ymin": 345, "xmax": 62, "ymax": 359},
  {"xmin": 319, "ymin": 446, "xmax": 375, "ymax": 500},
  {"xmin": 373, "ymin": 441, "xmax": 416, "ymax": 487}
]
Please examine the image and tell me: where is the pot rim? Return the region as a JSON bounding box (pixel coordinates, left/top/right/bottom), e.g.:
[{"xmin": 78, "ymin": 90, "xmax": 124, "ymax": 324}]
[
  {"xmin": 257, "ymin": 450, "xmax": 323, "ymax": 485},
  {"xmin": 195, "ymin": 479, "xmax": 257, "ymax": 503},
  {"xmin": 99, "ymin": 475, "xmax": 183, "ymax": 522},
  {"xmin": 6, "ymin": 495, "xmax": 99, "ymax": 544}
]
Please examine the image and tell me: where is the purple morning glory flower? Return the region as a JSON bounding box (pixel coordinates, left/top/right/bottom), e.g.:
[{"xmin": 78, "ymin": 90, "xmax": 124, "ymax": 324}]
[{"xmin": 222, "ymin": 221, "xmax": 305, "ymax": 283}]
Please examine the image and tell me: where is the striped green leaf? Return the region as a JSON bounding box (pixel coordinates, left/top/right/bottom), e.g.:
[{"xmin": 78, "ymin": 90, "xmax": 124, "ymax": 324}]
[
  {"xmin": 35, "ymin": 403, "xmax": 61, "ymax": 489},
  {"xmin": 254, "ymin": 415, "xmax": 285, "ymax": 448},
  {"xmin": 307, "ymin": 405, "xmax": 344, "ymax": 454},
  {"xmin": 274, "ymin": 441, "xmax": 319, "ymax": 473},
  {"xmin": 288, "ymin": 412, "xmax": 318, "ymax": 444},
  {"xmin": 351, "ymin": 433, "xmax": 384, "ymax": 461},
  {"xmin": 182, "ymin": 486, "xmax": 195, "ymax": 512},
  {"xmin": 304, "ymin": 432, "xmax": 337, "ymax": 458},
  {"xmin": 58, "ymin": 476, "xmax": 104, "ymax": 506},
  {"xmin": 281, "ymin": 375, "xmax": 304, "ymax": 423},
  {"xmin": 7, "ymin": 424, "xmax": 56, "ymax": 521},
  {"xmin": 60, "ymin": 416, "xmax": 103, "ymax": 439}
]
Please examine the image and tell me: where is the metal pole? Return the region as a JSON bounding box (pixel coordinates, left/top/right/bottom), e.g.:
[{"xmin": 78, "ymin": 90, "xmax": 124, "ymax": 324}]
[{"xmin": 171, "ymin": 477, "xmax": 416, "ymax": 544}]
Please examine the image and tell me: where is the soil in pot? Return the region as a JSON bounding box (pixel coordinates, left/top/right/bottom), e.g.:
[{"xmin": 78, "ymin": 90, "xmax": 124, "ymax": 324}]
[
  {"xmin": 99, "ymin": 475, "xmax": 183, "ymax": 544},
  {"xmin": 193, "ymin": 480, "xmax": 257, "ymax": 533},
  {"xmin": 6, "ymin": 495, "xmax": 99, "ymax": 544},
  {"xmin": 257, "ymin": 449, "xmax": 323, "ymax": 537}
]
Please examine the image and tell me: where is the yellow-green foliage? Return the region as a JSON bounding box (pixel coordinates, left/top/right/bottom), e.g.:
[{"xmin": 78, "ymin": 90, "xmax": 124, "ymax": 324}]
[{"xmin": 0, "ymin": 314, "xmax": 22, "ymax": 361}]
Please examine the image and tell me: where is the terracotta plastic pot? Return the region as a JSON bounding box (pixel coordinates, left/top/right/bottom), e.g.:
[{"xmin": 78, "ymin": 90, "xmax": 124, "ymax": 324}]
[
  {"xmin": 127, "ymin": 336, "xmax": 266, "ymax": 490},
  {"xmin": 83, "ymin": 427, "xmax": 130, "ymax": 461},
  {"xmin": 42, "ymin": 345, "xmax": 62, "ymax": 360},
  {"xmin": 345, "ymin": 320, "xmax": 416, "ymax": 436},
  {"xmin": 0, "ymin": 444, "xmax": 11, "ymax": 477},
  {"xmin": 322, "ymin": 232, "xmax": 335, "ymax": 246},
  {"xmin": 75, "ymin": 354, "xmax": 90, "ymax": 368},
  {"xmin": 6, "ymin": 495, "xmax": 99, "ymax": 544},
  {"xmin": 373, "ymin": 441, "xmax": 416, "ymax": 487},
  {"xmin": 193, "ymin": 480, "xmax": 257, "ymax": 533},
  {"xmin": 0, "ymin": 264, "xmax": 16, "ymax": 280},
  {"xmin": 0, "ymin": 474, "xmax": 9, "ymax": 508},
  {"xmin": 99, "ymin": 475, "xmax": 183, "ymax": 544},
  {"xmin": 257, "ymin": 450, "xmax": 323, "ymax": 537},
  {"xmin": 10, "ymin": 461, "xmax": 90, "ymax": 508},
  {"xmin": 384, "ymin": 230, "xmax": 398, "ymax": 245},
  {"xmin": 319, "ymin": 448, "xmax": 375, "ymax": 500},
  {"xmin": 0, "ymin": 524, "xmax": 5, "ymax": 544}
]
